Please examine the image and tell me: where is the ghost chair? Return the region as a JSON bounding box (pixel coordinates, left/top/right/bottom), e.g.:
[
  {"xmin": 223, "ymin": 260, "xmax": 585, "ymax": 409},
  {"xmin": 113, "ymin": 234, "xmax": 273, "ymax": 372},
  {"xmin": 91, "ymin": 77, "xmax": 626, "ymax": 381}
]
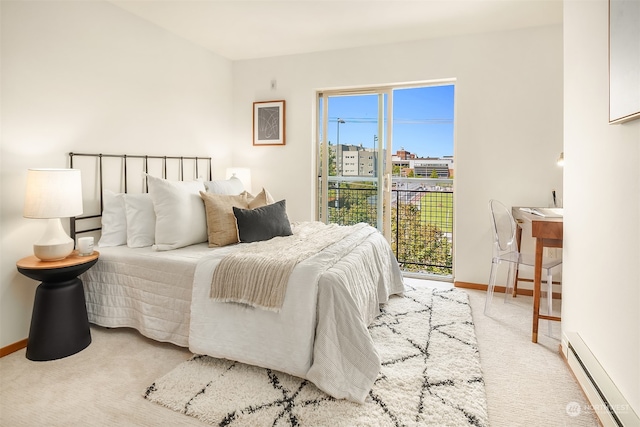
[{"xmin": 484, "ymin": 200, "xmax": 562, "ymax": 336}]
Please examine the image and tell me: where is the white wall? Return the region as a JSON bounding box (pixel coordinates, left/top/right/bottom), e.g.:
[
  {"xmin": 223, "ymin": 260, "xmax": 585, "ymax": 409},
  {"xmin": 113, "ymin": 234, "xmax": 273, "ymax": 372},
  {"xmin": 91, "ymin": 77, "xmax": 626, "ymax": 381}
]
[
  {"xmin": 3, "ymin": 0, "xmax": 636, "ymax": 416},
  {"xmin": 231, "ymin": 25, "xmax": 564, "ymax": 285},
  {"xmin": 0, "ymin": 1, "xmax": 233, "ymax": 348},
  {"xmin": 563, "ymin": 0, "xmax": 639, "ymax": 415}
]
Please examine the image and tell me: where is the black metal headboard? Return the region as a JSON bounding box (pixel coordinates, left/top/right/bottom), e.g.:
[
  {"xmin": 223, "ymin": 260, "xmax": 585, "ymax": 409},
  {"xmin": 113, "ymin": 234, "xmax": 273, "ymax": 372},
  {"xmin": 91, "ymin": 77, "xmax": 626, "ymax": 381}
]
[{"xmin": 68, "ymin": 152, "xmax": 212, "ymax": 240}]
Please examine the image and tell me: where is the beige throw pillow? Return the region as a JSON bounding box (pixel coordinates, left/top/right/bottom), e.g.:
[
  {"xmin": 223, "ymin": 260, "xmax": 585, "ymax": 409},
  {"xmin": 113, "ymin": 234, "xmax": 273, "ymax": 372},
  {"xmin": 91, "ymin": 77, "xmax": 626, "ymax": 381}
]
[
  {"xmin": 245, "ymin": 188, "xmax": 275, "ymax": 209},
  {"xmin": 200, "ymin": 192, "xmax": 249, "ymax": 247}
]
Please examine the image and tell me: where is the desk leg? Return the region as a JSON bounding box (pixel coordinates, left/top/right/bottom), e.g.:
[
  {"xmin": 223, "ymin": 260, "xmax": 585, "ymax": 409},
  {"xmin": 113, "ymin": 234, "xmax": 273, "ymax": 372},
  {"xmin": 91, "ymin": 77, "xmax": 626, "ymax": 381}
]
[
  {"xmin": 514, "ymin": 224, "xmax": 523, "ymax": 297},
  {"xmin": 532, "ymin": 238, "xmax": 543, "ymax": 343}
]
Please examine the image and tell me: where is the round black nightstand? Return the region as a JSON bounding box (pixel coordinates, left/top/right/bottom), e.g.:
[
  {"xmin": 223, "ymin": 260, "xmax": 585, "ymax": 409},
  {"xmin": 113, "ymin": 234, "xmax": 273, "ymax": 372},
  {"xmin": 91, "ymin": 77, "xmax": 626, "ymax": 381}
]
[{"xmin": 17, "ymin": 251, "xmax": 99, "ymax": 361}]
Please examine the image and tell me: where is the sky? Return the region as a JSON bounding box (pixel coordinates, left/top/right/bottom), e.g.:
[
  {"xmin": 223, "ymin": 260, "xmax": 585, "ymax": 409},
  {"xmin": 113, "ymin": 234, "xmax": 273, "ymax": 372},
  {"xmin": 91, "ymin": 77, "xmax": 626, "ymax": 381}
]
[{"xmin": 324, "ymin": 85, "xmax": 455, "ymax": 158}]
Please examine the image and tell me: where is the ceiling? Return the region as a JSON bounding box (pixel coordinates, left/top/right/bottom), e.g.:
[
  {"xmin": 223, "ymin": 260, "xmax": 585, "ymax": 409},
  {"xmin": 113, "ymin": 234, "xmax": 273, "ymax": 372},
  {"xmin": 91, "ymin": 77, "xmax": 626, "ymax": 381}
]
[{"xmin": 109, "ymin": 0, "xmax": 563, "ymax": 61}]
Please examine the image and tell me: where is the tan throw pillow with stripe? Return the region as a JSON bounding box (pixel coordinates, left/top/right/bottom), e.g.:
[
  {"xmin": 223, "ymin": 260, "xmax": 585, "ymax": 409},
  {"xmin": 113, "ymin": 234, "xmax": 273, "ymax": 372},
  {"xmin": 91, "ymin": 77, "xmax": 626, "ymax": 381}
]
[{"xmin": 200, "ymin": 192, "xmax": 249, "ymax": 247}]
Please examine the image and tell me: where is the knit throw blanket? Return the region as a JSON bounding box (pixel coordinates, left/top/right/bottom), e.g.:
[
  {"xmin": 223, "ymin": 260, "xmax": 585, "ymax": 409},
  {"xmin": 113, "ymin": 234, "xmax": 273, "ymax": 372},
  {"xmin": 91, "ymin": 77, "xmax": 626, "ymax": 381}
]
[{"xmin": 210, "ymin": 222, "xmax": 371, "ymax": 312}]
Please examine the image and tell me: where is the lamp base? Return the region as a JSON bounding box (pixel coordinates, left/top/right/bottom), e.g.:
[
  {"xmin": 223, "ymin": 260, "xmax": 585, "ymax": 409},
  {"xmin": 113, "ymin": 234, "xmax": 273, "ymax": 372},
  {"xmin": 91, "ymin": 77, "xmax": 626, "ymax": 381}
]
[
  {"xmin": 33, "ymin": 218, "xmax": 74, "ymax": 261},
  {"xmin": 34, "ymin": 242, "xmax": 74, "ymax": 261}
]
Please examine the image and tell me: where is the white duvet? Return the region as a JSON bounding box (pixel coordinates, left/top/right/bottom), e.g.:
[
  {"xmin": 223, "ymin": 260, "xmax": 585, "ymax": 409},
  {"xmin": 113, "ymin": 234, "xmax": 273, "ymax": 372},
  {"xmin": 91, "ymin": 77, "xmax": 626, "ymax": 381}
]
[{"xmin": 189, "ymin": 222, "xmax": 404, "ymax": 403}]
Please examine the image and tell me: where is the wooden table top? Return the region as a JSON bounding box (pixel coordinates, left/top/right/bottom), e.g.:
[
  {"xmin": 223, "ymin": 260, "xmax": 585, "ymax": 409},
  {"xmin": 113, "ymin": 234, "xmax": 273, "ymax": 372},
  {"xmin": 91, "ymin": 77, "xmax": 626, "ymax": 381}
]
[
  {"xmin": 17, "ymin": 251, "xmax": 100, "ymax": 270},
  {"xmin": 512, "ymin": 207, "xmax": 563, "ymax": 240}
]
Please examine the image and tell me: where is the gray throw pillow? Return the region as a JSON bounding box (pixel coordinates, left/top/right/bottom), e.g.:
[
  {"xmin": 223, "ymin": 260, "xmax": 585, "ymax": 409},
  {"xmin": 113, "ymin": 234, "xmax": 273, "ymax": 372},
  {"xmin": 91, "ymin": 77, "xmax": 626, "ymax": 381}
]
[{"xmin": 233, "ymin": 199, "xmax": 293, "ymax": 243}]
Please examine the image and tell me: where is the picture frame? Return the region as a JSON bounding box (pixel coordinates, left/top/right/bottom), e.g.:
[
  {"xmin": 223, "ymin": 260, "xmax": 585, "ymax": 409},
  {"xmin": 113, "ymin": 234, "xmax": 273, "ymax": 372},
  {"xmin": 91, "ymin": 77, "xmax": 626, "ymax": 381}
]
[
  {"xmin": 253, "ymin": 100, "xmax": 286, "ymax": 145},
  {"xmin": 609, "ymin": 0, "xmax": 640, "ymax": 124}
]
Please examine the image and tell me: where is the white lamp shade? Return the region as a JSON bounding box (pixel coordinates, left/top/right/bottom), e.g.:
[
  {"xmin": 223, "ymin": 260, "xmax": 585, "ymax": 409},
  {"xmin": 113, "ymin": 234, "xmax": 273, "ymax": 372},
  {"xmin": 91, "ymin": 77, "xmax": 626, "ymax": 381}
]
[
  {"xmin": 226, "ymin": 167, "xmax": 252, "ymax": 194},
  {"xmin": 24, "ymin": 169, "xmax": 83, "ymax": 219}
]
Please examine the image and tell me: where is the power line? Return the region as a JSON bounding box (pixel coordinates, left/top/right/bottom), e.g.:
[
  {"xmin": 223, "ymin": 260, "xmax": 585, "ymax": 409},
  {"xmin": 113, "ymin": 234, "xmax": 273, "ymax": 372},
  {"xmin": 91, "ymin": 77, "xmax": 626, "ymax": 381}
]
[{"xmin": 329, "ymin": 117, "xmax": 452, "ymax": 124}]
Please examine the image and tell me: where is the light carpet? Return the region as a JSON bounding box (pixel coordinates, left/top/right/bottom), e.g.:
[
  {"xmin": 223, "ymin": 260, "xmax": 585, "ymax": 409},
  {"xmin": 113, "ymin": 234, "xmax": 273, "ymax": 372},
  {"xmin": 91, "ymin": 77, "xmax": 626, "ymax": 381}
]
[{"xmin": 144, "ymin": 286, "xmax": 488, "ymax": 426}]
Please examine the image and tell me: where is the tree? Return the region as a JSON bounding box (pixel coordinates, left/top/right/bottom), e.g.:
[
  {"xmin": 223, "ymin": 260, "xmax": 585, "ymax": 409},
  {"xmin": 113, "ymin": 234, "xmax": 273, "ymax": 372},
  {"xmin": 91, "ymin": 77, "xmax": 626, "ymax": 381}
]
[
  {"xmin": 320, "ymin": 141, "xmax": 337, "ymax": 177},
  {"xmin": 328, "ymin": 181, "xmax": 377, "ymax": 226},
  {"xmin": 328, "ymin": 185, "xmax": 453, "ymax": 275},
  {"xmin": 391, "ymin": 202, "xmax": 452, "ymax": 275},
  {"xmin": 430, "ymin": 169, "xmax": 439, "ymax": 179}
]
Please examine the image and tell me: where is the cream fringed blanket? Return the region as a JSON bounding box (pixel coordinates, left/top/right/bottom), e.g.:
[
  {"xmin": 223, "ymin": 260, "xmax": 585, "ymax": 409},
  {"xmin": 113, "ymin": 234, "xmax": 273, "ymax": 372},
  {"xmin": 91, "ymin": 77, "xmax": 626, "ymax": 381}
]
[{"xmin": 210, "ymin": 222, "xmax": 372, "ymax": 311}]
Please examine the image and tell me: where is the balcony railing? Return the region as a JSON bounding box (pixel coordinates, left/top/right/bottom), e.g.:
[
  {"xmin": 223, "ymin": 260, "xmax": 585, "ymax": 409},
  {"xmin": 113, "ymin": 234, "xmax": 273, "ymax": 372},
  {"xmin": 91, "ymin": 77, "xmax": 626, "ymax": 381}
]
[{"xmin": 323, "ymin": 177, "xmax": 453, "ymax": 277}]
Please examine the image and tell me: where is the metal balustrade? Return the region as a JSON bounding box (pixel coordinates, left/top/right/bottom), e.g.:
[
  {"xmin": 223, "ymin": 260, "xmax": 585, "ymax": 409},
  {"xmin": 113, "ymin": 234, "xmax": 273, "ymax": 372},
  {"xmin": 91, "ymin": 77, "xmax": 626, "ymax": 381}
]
[{"xmin": 322, "ymin": 178, "xmax": 453, "ymax": 277}]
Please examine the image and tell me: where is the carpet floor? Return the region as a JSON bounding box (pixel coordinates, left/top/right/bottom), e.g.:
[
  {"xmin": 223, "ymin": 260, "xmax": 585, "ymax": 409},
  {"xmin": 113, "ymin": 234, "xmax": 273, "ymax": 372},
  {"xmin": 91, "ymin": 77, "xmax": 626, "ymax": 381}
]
[
  {"xmin": 0, "ymin": 280, "xmax": 601, "ymax": 426},
  {"xmin": 144, "ymin": 286, "xmax": 488, "ymax": 427}
]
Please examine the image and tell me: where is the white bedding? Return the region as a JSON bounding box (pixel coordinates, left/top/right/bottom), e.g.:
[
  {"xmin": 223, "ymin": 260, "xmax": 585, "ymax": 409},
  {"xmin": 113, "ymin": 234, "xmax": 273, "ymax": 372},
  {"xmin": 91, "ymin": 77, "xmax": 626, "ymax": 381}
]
[
  {"xmin": 81, "ymin": 222, "xmax": 404, "ymax": 403},
  {"xmin": 190, "ymin": 222, "xmax": 404, "ymax": 403},
  {"xmin": 82, "ymin": 243, "xmax": 214, "ymax": 346}
]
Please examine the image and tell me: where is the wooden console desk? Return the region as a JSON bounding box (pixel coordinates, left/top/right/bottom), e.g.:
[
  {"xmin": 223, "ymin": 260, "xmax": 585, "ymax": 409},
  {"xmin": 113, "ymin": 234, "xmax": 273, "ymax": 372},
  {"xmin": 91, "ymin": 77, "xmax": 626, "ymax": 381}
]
[{"xmin": 512, "ymin": 208, "xmax": 563, "ymax": 343}]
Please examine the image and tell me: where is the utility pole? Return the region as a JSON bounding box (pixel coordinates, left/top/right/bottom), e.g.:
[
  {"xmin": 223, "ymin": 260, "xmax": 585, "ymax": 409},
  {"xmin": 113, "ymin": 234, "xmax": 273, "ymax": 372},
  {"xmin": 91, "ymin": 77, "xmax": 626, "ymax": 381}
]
[{"xmin": 337, "ymin": 118, "xmax": 345, "ymax": 176}]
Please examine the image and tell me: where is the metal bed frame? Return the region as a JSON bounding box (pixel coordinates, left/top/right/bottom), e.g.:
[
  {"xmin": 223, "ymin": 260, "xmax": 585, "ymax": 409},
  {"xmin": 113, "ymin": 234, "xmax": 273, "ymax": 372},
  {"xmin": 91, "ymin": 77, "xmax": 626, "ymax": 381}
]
[{"xmin": 68, "ymin": 152, "xmax": 212, "ymax": 240}]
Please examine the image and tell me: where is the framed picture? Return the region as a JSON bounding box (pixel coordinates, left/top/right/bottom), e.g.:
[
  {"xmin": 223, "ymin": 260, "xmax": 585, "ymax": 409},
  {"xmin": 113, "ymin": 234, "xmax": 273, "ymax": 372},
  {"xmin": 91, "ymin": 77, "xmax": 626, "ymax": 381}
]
[
  {"xmin": 253, "ymin": 100, "xmax": 286, "ymax": 145},
  {"xmin": 609, "ymin": 0, "xmax": 640, "ymax": 124}
]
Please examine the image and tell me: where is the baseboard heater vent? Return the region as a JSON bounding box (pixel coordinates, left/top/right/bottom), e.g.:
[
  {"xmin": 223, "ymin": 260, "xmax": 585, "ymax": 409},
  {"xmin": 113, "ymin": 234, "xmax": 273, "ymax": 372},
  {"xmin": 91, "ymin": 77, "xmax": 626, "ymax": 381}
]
[{"xmin": 565, "ymin": 332, "xmax": 639, "ymax": 427}]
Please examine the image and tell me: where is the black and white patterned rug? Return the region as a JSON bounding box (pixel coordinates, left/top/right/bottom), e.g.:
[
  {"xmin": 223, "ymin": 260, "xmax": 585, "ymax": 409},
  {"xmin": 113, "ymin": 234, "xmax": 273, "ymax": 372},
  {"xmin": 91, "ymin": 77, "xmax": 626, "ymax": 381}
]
[{"xmin": 144, "ymin": 286, "xmax": 488, "ymax": 426}]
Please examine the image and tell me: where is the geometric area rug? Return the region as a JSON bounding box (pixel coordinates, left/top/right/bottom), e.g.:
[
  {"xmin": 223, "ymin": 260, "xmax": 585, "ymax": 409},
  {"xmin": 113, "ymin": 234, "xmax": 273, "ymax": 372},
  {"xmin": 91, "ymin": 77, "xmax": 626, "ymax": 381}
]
[{"xmin": 144, "ymin": 286, "xmax": 488, "ymax": 426}]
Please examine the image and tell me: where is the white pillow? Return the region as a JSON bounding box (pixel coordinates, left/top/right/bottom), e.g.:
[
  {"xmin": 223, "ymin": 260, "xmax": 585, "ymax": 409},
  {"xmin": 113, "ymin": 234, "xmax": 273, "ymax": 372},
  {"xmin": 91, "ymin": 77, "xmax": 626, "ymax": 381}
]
[
  {"xmin": 146, "ymin": 174, "xmax": 207, "ymax": 251},
  {"xmin": 204, "ymin": 176, "xmax": 244, "ymax": 195},
  {"xmin": 123, "ymin": 193, "xmax": 156, "ymax": 248},
  {"xmin": 98, "ymin": 190, "xmax": 127, "ymax": 247}
]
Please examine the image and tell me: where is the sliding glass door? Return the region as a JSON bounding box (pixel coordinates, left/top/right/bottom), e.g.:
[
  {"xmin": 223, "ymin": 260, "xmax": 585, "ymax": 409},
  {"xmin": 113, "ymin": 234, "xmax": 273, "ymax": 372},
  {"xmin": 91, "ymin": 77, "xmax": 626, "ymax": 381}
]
[{"xmin": 317, "ymin": 82, "xmax": 456, "ymax": 279}]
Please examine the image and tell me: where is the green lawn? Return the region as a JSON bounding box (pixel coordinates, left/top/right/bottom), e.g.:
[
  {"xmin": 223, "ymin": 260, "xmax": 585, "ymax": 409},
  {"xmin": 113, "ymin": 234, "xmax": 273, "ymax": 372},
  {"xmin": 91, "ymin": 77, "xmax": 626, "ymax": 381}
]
[{"xmin": 419, "ymin": 192, "xmax": 453, "ymax": 233}]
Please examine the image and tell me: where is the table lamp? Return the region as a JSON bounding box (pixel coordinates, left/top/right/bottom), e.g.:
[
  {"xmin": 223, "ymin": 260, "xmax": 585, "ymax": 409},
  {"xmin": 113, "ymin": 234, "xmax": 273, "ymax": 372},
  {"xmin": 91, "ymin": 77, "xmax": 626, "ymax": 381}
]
[
  {"xmin": 23, "ymin": 168, "xmax": 83, "ymax": 261},
  {"xmin": 226, "ymin": 167, "xmax": 252, "ymax": 194}
]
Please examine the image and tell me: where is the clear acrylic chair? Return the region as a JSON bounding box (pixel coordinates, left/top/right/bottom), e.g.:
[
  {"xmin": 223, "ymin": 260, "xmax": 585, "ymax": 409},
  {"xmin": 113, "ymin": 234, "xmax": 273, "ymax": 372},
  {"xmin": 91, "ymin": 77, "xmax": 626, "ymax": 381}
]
[{"xmin": 484, "ymin": 200, "xmax": 562, "ymax": 335}]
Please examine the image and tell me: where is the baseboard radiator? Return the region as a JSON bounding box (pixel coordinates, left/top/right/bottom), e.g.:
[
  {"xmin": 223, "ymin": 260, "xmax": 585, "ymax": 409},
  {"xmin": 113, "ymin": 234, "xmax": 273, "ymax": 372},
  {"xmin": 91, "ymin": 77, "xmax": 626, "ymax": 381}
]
[{"xmin": 563, "ymin": 333, "xmax": 639, "ymax": 427}]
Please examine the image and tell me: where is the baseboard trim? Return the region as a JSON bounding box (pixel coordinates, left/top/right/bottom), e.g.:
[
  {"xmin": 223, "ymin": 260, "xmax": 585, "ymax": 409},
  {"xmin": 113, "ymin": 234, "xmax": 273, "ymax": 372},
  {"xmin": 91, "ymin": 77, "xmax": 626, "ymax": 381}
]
[
  {"xmin": 454, "ymin": 281, "xmax": 562, "ymax": 299},
  {"xmin": 0, "ymin": 338, "xmax": 27, "ymax": 358}
]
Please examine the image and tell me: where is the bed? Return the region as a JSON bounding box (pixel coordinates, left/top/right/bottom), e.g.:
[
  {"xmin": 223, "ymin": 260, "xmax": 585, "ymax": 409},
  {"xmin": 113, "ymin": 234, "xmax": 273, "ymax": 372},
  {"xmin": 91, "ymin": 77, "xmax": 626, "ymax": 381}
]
[{"xmin": 70, "ymin": 152, "xmax": 404, "ymax": 403}]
